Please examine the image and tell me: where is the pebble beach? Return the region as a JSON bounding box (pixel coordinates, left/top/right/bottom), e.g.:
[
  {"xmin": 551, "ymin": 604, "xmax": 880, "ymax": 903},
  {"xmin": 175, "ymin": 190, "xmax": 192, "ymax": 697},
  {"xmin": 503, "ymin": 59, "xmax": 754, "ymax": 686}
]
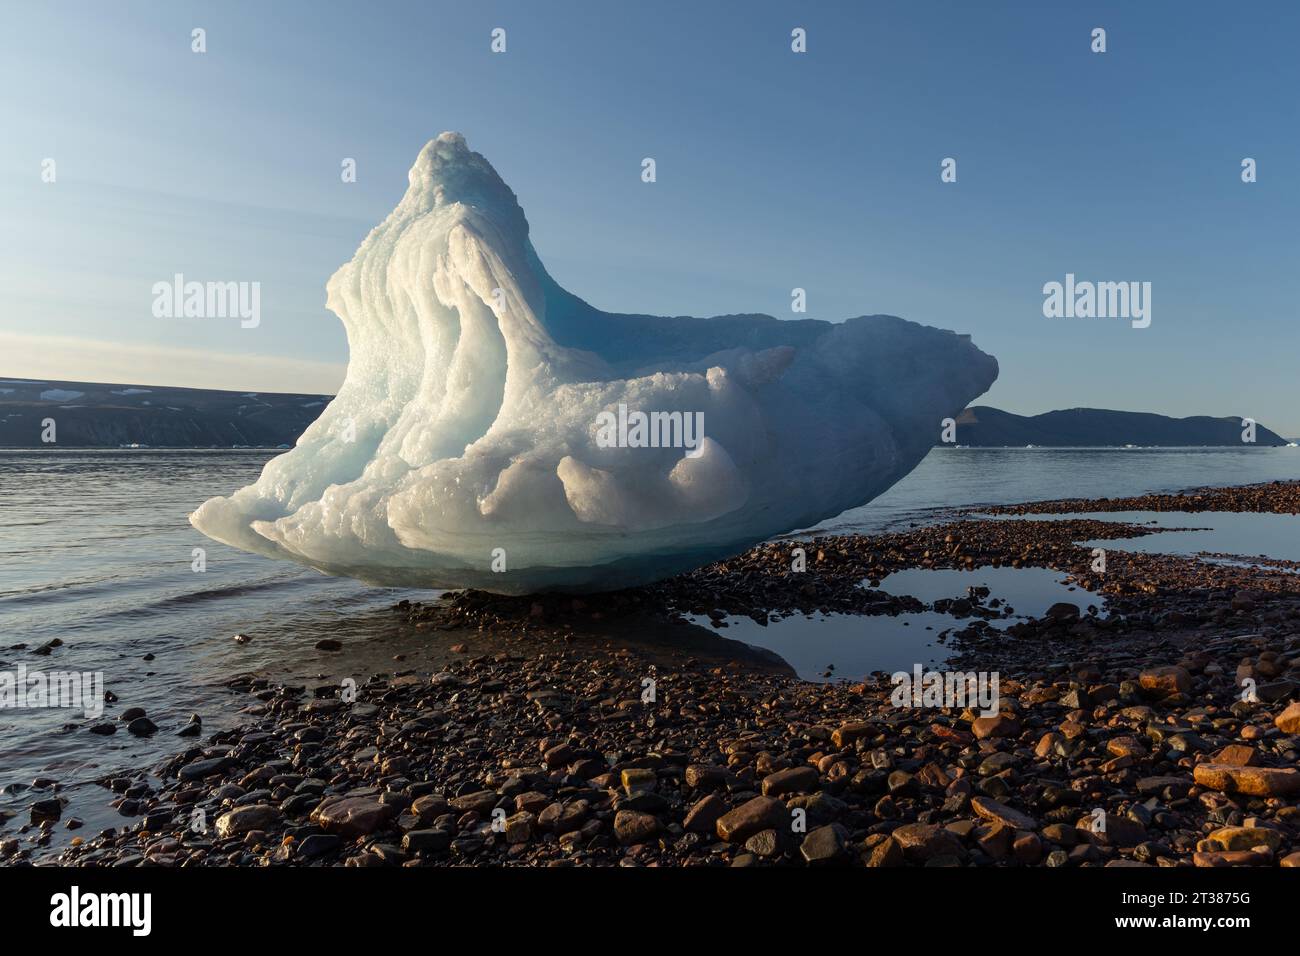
[{"xmin": 8, "ymin": 481, "xmax": 1300, "ymax": 869}]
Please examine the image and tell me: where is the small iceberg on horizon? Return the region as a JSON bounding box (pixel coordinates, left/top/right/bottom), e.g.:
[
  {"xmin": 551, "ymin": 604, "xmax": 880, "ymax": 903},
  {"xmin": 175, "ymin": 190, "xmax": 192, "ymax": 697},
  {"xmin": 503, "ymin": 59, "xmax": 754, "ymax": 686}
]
[{"xmin": 191, "ymin": 133, "xmax": 998, "ymax": 594}]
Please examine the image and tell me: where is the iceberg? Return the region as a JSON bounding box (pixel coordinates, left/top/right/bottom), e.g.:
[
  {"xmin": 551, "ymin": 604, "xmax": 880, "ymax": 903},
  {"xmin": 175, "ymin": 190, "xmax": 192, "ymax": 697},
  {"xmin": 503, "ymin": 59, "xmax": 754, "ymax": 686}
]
[{"xmin": 191, "ymin": 133, "xmax": 997, "ymax": 594}]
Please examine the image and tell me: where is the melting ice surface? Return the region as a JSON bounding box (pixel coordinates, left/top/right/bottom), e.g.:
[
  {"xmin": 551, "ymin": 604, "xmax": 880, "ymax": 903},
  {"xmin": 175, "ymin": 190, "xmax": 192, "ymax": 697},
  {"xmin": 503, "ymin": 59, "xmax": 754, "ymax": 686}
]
[{"xmin": 191, "ymin": 133, "xmax": 998, "ymax": 593}]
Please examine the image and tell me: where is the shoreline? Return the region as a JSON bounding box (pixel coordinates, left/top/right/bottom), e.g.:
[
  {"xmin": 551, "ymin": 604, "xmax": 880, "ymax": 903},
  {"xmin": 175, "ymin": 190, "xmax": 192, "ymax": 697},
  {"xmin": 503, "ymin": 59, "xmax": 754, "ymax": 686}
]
[
  {"xmin": 7, "ymin": 482, "xmax": 1300, "ymax": 868},
  {"xmin": 965, "ymin": 479, "xmax": 1300, "ymax": 516}
]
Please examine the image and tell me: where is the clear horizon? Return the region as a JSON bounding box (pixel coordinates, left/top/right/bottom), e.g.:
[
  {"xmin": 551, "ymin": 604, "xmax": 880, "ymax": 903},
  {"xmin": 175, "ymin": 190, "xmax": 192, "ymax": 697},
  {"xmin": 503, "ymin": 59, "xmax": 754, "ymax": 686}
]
[{"xmin": 2, "ymin": 1, "xmax": 1297, "ymax": 433}]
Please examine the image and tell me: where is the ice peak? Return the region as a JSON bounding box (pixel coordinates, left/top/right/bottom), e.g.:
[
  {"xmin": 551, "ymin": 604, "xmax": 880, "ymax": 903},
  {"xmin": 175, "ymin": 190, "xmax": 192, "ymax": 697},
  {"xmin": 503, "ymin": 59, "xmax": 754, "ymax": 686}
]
[{"xmin": 404, "ymin": 132, "xmax": 525, "ymax": 228}]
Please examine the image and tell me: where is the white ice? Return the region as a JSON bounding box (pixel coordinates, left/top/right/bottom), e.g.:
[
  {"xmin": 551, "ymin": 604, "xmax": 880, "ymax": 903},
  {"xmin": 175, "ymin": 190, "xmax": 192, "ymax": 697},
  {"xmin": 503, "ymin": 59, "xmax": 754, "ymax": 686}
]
[{"xmin": 191, "ymin": 133, "xmax": 998, "ymax": 594}]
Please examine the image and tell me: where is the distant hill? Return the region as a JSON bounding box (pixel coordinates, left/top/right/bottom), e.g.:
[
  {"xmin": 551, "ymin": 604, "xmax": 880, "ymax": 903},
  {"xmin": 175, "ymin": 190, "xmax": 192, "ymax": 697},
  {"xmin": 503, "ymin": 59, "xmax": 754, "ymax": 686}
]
[
  {"xmin": 947, "ymin": 406, "xmax": 1289, "ymax": 448},
  {"xmin": 0, "ymin": 378, "xmax": 1289, "ymax": 449},
  {"xmin": 0, "ymin": 377, "xmax": 329, "ymax": 448}
]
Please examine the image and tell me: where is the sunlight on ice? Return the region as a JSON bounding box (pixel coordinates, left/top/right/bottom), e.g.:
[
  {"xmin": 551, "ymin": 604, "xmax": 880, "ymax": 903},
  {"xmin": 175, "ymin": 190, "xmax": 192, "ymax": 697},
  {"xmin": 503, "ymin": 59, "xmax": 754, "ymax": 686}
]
[{"xmin": 191, "ymin": 133, "xmax": 998, "ymax": 593}]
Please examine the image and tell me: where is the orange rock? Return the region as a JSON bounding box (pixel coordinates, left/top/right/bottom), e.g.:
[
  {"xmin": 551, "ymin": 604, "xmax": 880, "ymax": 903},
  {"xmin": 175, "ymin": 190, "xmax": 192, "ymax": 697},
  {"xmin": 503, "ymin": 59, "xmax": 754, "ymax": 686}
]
[
  {"xmin": 972, "ymin": 714, "xmax": 1020, "ymax": 739},
  {"xmin": 916, "ymin": 762, "xmax": 952, "ymax": 789},
  {"xmin": 831, "ymin": 722, "xmax": 873, "ymax": 748},
  {"xmin": 929, "ymin": 722, "xmax": 974, "ymax": 744},
  {"xmin": 1107, "ymin": 736, "xmax": 1147, "ymax": 758},
  {"xmin": 1203, "ymin": 826, "xmax": 1282, "ymax": 852},
  {"xmin": 971, "ymin": 795, "xmax": 1037, "ymax": 830},
  {"xmin": 1193, "ymin": 763, "xmax": 1300, "ymax": 797},
  {"xmin": 1193, "ymin": 849, "xmax": 1269, "ymax": 867},
  {"xmin": 1013, "ymin": 832, "xmax": 1043, "ymax": 865},
  {"xmin": 1139, "ymin": 665, "xmax": 1192, "ymax": 696},
  {"xmin": 715, "ymin": 796, "xmax": 787, "ymax": 843},
  {"xmin": 975, "ymin": 822, "xmax": 1014, "ymax": 860},
  {"xmin": 816, "ymin": 753, "xmax": 844, "ymax": 774},
  {"xmin": 1212, "ymin": 744, "xmax": 1258, "ymax": 766},
  {"xmin": 1275, "ymin": 701, "xmax": 1300, "ymax": 735},
  {"xmin": 310, "ymin": 797, "xmax": 396, "ymax": 838},
  {"xmin": 864, "ymin": 835, "xmax": 904, "ymax": 867},
  {"xmin": 1059, "ymin": 720, "xmax": 1086, "ymax": 739}
]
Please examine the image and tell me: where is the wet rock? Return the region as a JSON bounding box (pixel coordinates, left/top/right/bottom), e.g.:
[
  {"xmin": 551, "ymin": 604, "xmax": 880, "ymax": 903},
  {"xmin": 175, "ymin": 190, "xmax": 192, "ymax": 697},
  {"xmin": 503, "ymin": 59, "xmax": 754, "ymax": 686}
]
[
  {"xmin": 310, "ymin": 796, "xmax": 398, "ymax": 838},
  {"xmin": 126, "ymin": 717, "xmax": 158, "ymax": 736},
  {"xmin": 215, "ymin": 804, "xmax": 282, "ymax": 839},
  {"xmin": 296, "ymin": 832, "xmax": 340, "ymax": 858},
  {"xmin": 1046, "ymin": 603, "xmax": 1080, "ymax": 623},
  {"xmin": 30, "ymin": 799, "xmax": 62, "ymax": 825},
  {"xmin": 179, "ymin": 756, "xmax": 234, "ymax": 781}
]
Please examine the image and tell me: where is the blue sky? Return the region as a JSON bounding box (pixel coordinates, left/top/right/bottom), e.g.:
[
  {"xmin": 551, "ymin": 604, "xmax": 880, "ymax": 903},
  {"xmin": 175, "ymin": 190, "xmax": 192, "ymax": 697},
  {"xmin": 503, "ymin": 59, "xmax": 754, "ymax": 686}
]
[{"xmin": 2, "ymin": 1, "xmax": 1297, "ymax": 433}]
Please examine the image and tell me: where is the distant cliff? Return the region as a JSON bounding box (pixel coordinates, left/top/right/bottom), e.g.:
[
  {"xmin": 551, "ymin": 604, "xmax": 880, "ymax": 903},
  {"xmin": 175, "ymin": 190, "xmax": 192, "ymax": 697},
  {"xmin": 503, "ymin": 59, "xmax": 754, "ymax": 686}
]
[
  {"xmin": 0, "ymin": 378, "xmax": 1289, "ymax": 449},
  {"xmin": 946, "ymin": 406, "xmax": 1288, "ymax": 447},
  {"xmin": 0, "ymin": 378, "xmax": 329, "ymax": 448}
]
